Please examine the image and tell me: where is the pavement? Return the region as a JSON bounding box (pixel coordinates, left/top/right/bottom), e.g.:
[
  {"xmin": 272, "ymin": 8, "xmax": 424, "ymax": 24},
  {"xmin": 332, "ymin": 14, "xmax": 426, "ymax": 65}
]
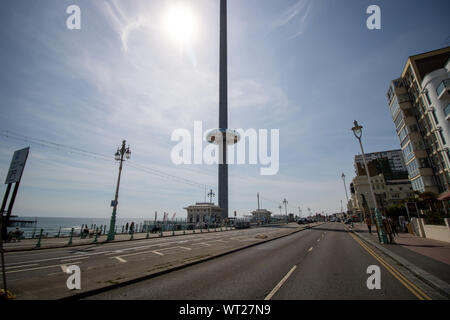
[
  {"xmin": 350, "ymin": 222, "xmax": 450, "ymax": 297},
  {"xmin": 87, "ymin": 222, "xmax": 447, "ymax": 300},
  {"xmin": 2, "ymin": 222, "xmax": 316, "ymax": 299},
  {"xmin": 2, "ymin": 226, "xmax": 239, "ymax": 252}
]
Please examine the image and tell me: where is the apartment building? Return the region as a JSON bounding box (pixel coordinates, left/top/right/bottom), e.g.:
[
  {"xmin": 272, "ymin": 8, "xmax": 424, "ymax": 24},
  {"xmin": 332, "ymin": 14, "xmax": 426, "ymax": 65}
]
[
  {"xmin": 349, "ymin": 150, "xmax": 413, "ymax": 217},
  {"xmin": 386, "ymin": 47, "xmax": 450, "ymax": 195}
]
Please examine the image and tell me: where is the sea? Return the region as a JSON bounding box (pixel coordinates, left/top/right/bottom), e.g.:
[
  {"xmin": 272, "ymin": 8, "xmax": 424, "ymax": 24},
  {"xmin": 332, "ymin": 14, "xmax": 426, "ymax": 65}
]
[{"xmin": 7, "ymin": 216, "xmax": 186, "ymax": 238}]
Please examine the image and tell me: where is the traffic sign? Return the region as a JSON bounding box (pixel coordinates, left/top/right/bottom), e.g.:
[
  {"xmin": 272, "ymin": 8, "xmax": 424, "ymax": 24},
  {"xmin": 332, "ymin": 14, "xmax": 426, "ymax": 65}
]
[{"xmin": 5, "ymin": 147, "xmax": 29, "ymax": 184}]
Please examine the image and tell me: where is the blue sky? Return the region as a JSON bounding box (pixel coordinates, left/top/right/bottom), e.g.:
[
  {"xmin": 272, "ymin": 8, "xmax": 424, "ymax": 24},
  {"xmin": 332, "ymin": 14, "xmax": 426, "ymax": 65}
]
[{"xmin": 0, "ymin": 0, "xmax": 449, "ymax": 219}]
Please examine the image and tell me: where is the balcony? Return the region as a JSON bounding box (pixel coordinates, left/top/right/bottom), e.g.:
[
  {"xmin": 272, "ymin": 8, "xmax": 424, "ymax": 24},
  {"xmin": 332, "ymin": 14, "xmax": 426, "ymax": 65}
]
[{"xmin": 436, "ymin": 79, "xmax": 450, "ymax": 99}]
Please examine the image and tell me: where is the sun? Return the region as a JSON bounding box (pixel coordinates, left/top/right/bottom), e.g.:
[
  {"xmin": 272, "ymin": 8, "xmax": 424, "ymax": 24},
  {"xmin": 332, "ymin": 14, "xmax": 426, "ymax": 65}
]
[{"xmin": 163, "ymin": 3, "xmax": 198, "ymax": 45}]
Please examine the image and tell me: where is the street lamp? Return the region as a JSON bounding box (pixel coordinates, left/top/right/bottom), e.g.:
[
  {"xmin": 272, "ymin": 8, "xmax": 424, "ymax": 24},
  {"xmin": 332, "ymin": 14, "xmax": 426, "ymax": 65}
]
[
  {"xmin": 107, "ymin": 140, "xmax": 131, "ymax": 241},
  {"xmin": 282, "ymin": 198, "xmax": 288, "ymax": 224},
  {"xmin": 341, "ymin": 173, "xmax": 349, "ymax": 211},
  {"xmin": 351, "ymin": 121, "xmax": 387, "ymax": 244}
]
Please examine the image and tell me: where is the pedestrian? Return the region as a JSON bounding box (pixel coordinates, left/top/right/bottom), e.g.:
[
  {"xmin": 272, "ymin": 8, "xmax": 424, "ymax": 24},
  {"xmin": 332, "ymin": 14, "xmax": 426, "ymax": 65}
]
[
  {"xmin": 130, "ymin": 222, "xmax": 135, "ymax": 233},
  {"xmin": 125, "ymin": 222, "xmax": 129, "ymax": 233},
  {"xmin": 383, "ymin": 218, "xmax": 394, "ymax": 244},
  {"xmin": 389, "ymin": 218, "xmax": 398, "ymax": 237},
  {"xmin": 366, "ymin": 216, "xmax": 373, "ymax": 234}
]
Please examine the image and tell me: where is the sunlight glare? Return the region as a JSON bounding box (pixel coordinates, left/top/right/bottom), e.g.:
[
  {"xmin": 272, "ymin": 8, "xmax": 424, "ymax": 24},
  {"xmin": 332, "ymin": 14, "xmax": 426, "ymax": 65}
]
[{"xmin": 163, "ymin": 3, "xmax": 198, "ymax": 45}]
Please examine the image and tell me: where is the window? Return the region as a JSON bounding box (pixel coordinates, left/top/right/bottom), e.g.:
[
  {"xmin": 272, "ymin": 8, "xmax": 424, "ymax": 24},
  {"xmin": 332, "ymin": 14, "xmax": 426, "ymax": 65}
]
[
  {"xmin": 406, "ymin": 159, "xmax": 420, "ymax": 178},
  {"xmin": 444, "ymin": 103, "xmax": 450, "ymax": 117},
  {"xmin": 425, "ymin": 91, "xmax": 432, "ymax": 105},
  {"xmin": 436, "ymin": 79, "xmax": 450, "ymax": 97},
  {"xmin": 411, "ymin": 177, "xmax": 425, "ymax": 192},
  {"xmin": 390, "ymin": 97, "xmax": 400, "ymax": 119},
  {"xmin": 399, "ymin": 126, "xmax": 409, "ymax": 142},
  {"xmin": 432, "ymin": 110, "xmax": 439, "ymax": 124},
  {"xmin": 439, "ymin": 130, "xmax": 447, "ymax": 145}
]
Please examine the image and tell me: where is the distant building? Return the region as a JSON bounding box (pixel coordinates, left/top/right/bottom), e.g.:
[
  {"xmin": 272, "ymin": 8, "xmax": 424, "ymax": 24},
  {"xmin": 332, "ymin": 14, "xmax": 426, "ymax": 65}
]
[
  {"xmin": 350, "ymin": 148, "xmax": 414, "ymax": 219},
  {"xmin": 184, "ymin": 203, "xmax": 223, "ymax": 224},
  {"xmin": 251, "ymin": 209, "xmax": 272, "ymax": 223},
  {"xmin": 354, "ymin": 149, "xmax": 407, "ymax": 173}
]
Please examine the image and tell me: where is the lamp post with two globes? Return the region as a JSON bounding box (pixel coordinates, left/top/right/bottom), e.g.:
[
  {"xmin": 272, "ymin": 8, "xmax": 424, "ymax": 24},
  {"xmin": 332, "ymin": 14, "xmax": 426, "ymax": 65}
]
[{"xmin": 107, "ymin": 140, "xmax": 131, "ymax": 242}]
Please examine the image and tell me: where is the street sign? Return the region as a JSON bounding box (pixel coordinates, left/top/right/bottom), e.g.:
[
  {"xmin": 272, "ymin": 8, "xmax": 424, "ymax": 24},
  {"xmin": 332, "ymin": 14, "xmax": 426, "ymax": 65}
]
[
  {"xmin": 110, "ymin": 200, "xmax": 117, "ymax": 207},
  {"xmin": 5, "ymin": 147, "xmax": 30, "ymax": 184}
]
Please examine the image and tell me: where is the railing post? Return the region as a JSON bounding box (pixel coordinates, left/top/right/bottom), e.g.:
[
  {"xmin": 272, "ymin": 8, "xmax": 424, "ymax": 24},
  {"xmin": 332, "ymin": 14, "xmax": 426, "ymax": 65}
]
[
  {"xmin": 67, "ymin": 228, "xmax": 73, "ymax": 246},
  {"xmin": 57, "ymin": 226, "xmax": 61, "ymax": 238},
  {"xmin": 35, "ymin": 229, "xmax": 43, "ymax": 248},
  {"xmin": 93, "ymin": 228, "xmax": 99, "ymax": 244}
]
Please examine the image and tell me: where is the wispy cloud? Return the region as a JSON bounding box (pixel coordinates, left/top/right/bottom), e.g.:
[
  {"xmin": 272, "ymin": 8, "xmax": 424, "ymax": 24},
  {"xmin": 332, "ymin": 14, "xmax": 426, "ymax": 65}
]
[{"xmin": 272, "ymin": 0, "xmax": 313, "ymax": 39}]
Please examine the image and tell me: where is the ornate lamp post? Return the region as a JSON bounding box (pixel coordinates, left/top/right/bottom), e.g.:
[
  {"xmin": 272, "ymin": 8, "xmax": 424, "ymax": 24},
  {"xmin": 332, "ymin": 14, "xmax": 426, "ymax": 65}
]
[
  {"xmin": 107, "ymin": 140, "xmax": 131, "ymax": 241},
  {"xmin": 282, "ymin": 198, "xmax": 288, "ymax": 223},
  {"xmin": 351, "ymin": 121, "xmax": 387, "ymax": 244}
]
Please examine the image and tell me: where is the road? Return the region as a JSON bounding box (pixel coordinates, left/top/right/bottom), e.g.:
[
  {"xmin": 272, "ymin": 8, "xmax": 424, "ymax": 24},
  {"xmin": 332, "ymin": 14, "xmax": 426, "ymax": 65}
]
[
  {"xmin": 3, "ymin": 223, "xmax": 307, "ymax": 299},
  {"xmin": 88, "ymin": 223, "xmax": 435, "ymax": 300}
]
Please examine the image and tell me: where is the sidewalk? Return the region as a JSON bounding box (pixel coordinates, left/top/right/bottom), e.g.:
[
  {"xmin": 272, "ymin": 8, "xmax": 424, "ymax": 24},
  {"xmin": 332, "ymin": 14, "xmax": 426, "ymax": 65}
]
[
  {"xmin": 352, "ymin": 223, "xmax": 450, "ymax": 266},
  {"xmin": 2, "ymin": 226, "xmax": 237, "ymax": 252},
  {"xmin": 350, "ymin": 222, "xmax": 450, "ymax": 297}
]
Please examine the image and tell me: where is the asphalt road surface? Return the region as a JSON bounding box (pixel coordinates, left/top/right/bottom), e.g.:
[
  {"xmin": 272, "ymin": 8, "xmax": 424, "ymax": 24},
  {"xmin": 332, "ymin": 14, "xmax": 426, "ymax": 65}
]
[{"xmin": 88, "ymin": 223, "xmax": 431, "ymax": 300}]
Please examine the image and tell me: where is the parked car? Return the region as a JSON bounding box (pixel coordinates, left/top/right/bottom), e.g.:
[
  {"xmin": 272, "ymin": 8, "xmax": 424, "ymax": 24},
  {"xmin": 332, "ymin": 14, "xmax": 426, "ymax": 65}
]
[{"xmin": 344, "ymin": 218, "xmax": 353, "ymax": 225}]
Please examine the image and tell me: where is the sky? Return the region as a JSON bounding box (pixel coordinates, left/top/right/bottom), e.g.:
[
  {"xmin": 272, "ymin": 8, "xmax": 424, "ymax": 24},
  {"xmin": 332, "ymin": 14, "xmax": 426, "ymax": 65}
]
[{"xmin": 0, "ymin": 0, "xmax": 449, "ymax": 219}]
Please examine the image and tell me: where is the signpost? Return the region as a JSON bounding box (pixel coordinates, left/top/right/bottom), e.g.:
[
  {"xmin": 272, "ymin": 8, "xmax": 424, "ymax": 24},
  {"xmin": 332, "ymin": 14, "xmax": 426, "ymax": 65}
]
[{"xmin": 1, "ymin": 147, "xmax": 30, "ymax": 297}]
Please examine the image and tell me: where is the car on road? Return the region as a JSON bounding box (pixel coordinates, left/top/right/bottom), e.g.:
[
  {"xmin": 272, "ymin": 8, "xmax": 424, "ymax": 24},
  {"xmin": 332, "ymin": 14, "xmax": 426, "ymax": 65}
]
[{"xmin": 344, "ymin": 218, "xmax": 353, "ymax": 225}]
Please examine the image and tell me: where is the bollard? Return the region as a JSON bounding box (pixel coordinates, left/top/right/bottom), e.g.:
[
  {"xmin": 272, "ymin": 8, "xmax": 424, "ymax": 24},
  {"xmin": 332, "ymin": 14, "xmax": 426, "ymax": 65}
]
[
  {"xmin": 172, "ymin": 228, "xmax": 175, "ymax": 237},
  {"xmin": 57, "ymin": 226, "xmax": 61, "ymax": 238},
  {"xmin": 160, "ymin": 227, "xmax": 163, "ymax": 238},
  {"xmin": 35, "ymin": 229, "xmax": 43, "ymax": 248},
  {"xmin": 67, "ymin": 228, "xmax": 74, "ymax": 246}
]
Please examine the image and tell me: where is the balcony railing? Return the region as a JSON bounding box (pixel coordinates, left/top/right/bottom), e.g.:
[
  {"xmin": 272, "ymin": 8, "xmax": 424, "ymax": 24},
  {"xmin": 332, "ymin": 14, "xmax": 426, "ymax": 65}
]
[{"xmin": 436, "ymin": 79, "xmax": 450, "ymax": 98}]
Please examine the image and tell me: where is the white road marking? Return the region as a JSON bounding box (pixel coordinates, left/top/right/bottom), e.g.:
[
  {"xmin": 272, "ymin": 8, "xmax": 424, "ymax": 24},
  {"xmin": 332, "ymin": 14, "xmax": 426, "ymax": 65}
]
[
  {"xmin": 6, "ymin": 262, "xmax": 82, "ymax": 274},
  {"xmin": 179, "ymin": 246, "xmax": 192, "ymax": 251},
  {"xmin": 115, "ymin": 257, "xmax": 127, "ymax": 263},
  {"xmin": 60, "ymin": 256, "xmax": 90, "ymax": 263},
  {"xmin": 152, "ymin": 251, "xmax": 164, "ymax": 256},
  {"xmin": 264, "ymin": 265, "xmax": 297, "ymax": 300},
  {"xmin": 308, "ymin": 247, "xmax": 313, "ymax": 252},
  {"xmin": 5, "ymin": 251, "xmax": 110, "ymax": 267},
  {"xmin": 60, "ymin": 265, "xmax": 68, "ymax": 273},
  {"xmin": 198, "ymin": 243, "xmax": 211, "ymax": 247},
  {"xmin": 5, "ymin": 264, "xmax": 39, "ymax": 270}
]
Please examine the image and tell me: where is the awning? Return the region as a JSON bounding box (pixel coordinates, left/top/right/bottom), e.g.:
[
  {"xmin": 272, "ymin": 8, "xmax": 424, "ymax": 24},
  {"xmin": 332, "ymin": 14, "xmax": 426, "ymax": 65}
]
[{"xmin": 437, "ymin": 191, "xmax": 450, "ymax": 201}]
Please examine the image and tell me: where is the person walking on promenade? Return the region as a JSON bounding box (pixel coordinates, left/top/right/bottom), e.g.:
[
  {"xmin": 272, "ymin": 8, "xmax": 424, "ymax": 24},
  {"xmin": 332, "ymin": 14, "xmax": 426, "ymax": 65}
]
[
  {"xmin": 389, "ymin": 218, "xmax": 398, "ymax": 237},
  {"xmin": 365, "ymin": 216, "xmax": 373, "ymax": 234},
  {"xmin": 130, "ymin": 222, "xmax": 135, "ymax": 234},
  {"xmin": 383, "ymin": 218, "xmax": 394, "ymax": 244},
  {"xmin": 125, "ymin": 222, "xmax": 129, "ymax": 233}
]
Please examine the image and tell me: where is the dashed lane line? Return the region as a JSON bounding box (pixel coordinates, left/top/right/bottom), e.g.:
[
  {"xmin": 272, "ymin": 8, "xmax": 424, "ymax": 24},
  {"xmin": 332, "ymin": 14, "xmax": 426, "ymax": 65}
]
[{"xmin": 264, "ymin": 265, "xmax": 297, "ymax": 300}]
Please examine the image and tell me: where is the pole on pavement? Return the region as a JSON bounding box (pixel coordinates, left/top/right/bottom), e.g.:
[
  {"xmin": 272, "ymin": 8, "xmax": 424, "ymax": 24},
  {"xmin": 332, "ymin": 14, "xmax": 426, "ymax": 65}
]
[{"xmin": 352, "ymin": 121, "xmax": 387, "ymax": 244}]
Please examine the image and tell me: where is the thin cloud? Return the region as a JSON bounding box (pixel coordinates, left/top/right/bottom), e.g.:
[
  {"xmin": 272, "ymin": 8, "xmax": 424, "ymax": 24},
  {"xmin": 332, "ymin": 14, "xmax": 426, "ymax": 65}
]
[{"xmin": 272, "ymin": 0, "xmax": 313, "ymax": 39}]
